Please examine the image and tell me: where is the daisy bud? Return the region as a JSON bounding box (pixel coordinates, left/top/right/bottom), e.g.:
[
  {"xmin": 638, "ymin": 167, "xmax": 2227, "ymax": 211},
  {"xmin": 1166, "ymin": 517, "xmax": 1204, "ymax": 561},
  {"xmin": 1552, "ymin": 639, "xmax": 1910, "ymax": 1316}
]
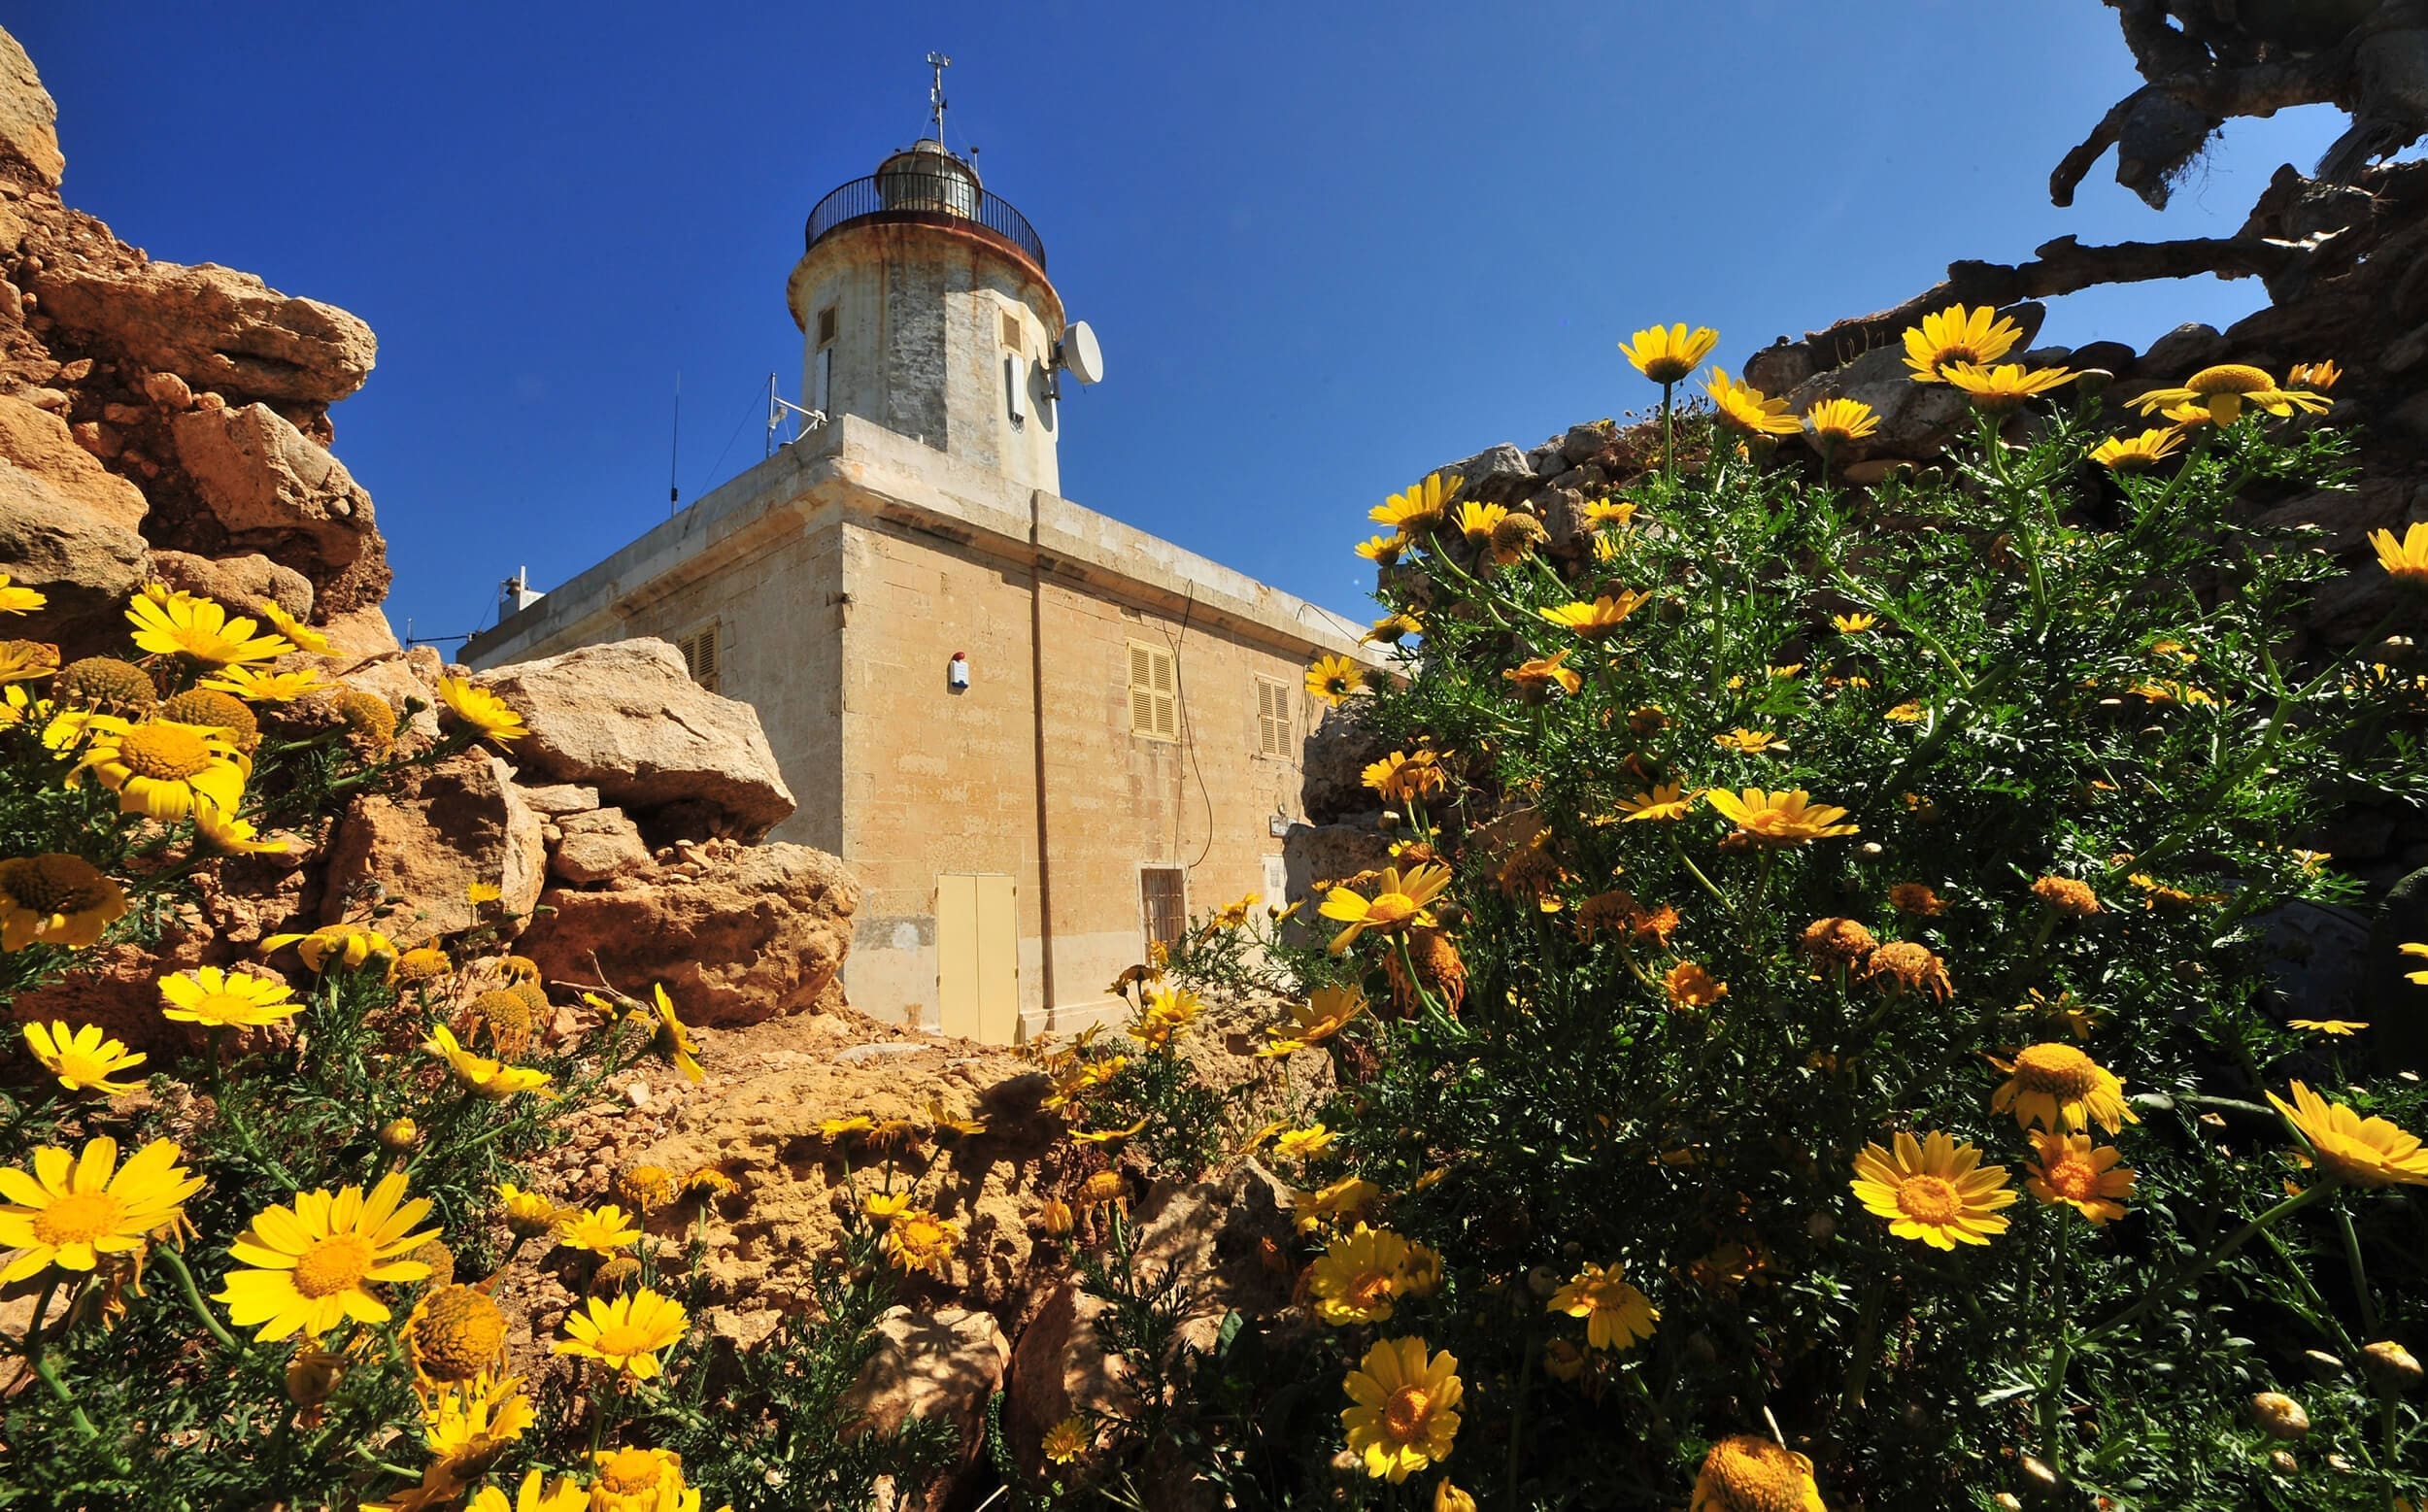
[
  {"xmin": 1994, "ymin": 1496, "xmax": 2024, "ymax": 1511},
  {"xmin": 2269, "ymin": 1450, "xmax": 2299, "ymax": 1475},
  {"xmin": 2251, "ymin": 1392, "xmax": 2310, "ymax": 1439},
  {"xmin": 2019, "ymin": 1455, "xmax": 2060, "ymax": 1489},
  {"xmin": 2303, "ymin": 1349, "xmax": 2346, "ymax": 1378},
  {"xmin": 1039, "ymin": 1198, "xmax": 1074, "ymax": 1237},
  {"xmin": 2362, "ymin": 1340, "xmax": 2422, "ymax": 1394},
  {"xmin": 286, "ymin": 1346, "xmax": 346, "ymax": 1410},
  {"xmin": 378, "ymin": 1117, "xmax": 420, "ymax": 1151}
]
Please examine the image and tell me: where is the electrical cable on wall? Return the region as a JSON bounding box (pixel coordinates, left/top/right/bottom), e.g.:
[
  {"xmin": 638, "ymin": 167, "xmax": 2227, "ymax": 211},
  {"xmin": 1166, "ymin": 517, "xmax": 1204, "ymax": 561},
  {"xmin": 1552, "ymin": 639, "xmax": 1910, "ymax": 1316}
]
[{"xmin": 1160, "ymin": 586, "xmax": 1217, "ymax": 874}]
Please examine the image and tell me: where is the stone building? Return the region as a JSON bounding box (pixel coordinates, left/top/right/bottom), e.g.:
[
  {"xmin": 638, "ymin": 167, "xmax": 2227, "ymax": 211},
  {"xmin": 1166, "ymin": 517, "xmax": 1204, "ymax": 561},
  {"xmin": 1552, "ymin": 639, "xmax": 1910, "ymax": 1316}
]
[{"xmin": 466, "ymin": 134, "xmax": 1370, "ymax": 1042}]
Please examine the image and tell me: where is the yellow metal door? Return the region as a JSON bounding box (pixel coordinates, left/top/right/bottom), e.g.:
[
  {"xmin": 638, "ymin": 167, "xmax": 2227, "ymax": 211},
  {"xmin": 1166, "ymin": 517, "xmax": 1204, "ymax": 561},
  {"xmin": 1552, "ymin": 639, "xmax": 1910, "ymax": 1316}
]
[{"xmin": 936, "ymin": 874, "xmax": 1017, "ymax": 1044}]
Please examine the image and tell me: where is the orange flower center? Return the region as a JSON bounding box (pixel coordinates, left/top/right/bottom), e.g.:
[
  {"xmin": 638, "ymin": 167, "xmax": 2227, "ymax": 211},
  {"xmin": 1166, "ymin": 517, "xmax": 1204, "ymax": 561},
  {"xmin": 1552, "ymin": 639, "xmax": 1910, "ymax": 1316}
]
[
  {"xmin": 1381, "ymin": 1384, "xmax": 1433, "ymax": 1441},
  {"xmin": 1365, "ymin": 893, "xmax": 1418, "ymax": 929},
  {"xmin": 1346, "ymin": 1269, "xmax": 1396, "ymax": 1310},
  {"xmin": 599, "ymin": 1447, "xmax": 665, "ymax": 1494},
  {"xmin": 292, "ymin": 1232, "xmax": 377, "ymax": 1298},
  {"xmin": 1704, "ymin": 1435, "xmax": 1818, "ymax": 1511},
  {"xmin": 31, "ymin": 1190, "xmax": 122, "ymax": 1246},
  {"xmin": 115, "ymin": 723, "xmax": 215, "ymax": 781},
  {"xmin": 2040, "ymin": 1157, "xmax": 2099, "ymax": 1201},
  {"xmin": 1, "ymin": 855, "xmax": 113, "ymax": 914},
  {"xmin": 2013, "ymin": 1043, "xmax": 2100, "ymax": 1098},
  {"xmin": 411, "ymin": 1286, "xmax": 507, "ymax": 1380},
  {"xmin": 2186, "ymin": 364, "xmax": 2271, "ymax": 397},
  {"xmin": 1895, "ymin": 1174, "xmax": 1963, "ymax": 1226}
]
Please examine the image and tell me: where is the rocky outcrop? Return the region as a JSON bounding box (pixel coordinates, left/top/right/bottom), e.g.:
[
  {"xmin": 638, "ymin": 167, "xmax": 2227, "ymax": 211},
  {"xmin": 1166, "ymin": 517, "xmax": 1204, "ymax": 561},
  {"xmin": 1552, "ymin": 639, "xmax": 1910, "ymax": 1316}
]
[
  {"xmin": 0, "ymin": 448, "xmax": 149, "ymax": 653},
  {"xmin": 515, "ymin": 839, "xmax": 856, "ymax": 1025},
  {"xmin": 473, "ymin": 640, "xmax": 798, "ymax": 841},
  {"xmin": 169, "ymin": 400, "xmax": 380, "ymax": 597},
  {"xmin": 0, "ymin": 27, "xmax": 60, "ymax": 190},
  {"xmin": 842, "ymin": 1306, "xmax": 1009, "ymax": 1503},
  {"xmin": 320, "ymin": 751, "xmax": 547, "ymax": 943},
  {"xmin": 26, "ymin": 260, "xmax": 376, "ymax": 407}
]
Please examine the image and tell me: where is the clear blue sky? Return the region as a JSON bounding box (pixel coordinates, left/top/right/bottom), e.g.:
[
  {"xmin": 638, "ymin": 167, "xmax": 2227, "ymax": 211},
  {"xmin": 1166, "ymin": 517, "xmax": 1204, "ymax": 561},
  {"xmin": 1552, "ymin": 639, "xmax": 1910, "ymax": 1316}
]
[{"xmin": 18, "ymin": 3, "xmax": 2350, "ymax": 646}]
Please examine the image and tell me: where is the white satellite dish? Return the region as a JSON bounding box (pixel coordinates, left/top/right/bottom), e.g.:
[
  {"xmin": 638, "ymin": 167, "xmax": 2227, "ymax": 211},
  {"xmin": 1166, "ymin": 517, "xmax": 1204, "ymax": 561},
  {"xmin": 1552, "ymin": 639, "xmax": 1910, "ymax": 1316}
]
[{"xmin": 1057, "ymin": 320, "xmax": 1105, "ymax": 386}]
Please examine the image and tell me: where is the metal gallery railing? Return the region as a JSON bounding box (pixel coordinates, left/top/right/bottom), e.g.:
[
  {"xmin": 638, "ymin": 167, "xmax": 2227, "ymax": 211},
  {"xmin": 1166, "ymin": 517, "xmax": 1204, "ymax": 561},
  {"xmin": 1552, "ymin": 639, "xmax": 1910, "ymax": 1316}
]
[{"xmin": 804, "ymin": 171, "xmax": 1047, "ymax": 271}]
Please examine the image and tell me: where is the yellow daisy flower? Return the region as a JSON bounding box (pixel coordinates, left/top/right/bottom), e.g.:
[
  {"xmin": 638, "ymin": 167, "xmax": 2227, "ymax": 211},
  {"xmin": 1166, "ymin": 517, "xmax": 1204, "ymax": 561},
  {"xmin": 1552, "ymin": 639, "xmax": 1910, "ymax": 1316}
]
[
  {"xmin": 1833, "ymin": 612, "xmax": 1876, "ymax": 633},
  {"xmin": 253, "ymin": 600, "xmax": 332, "ymax": 655},
  {"xmin": 647, "ymin": 983, "xmax": 704, "ymax": 1085},
  {"xmin": 1364, "ymin": 749, "xmax": 1446, "ymax": 802},
  {"xmin": 555, "ymin": 1203, "xmax": 641, "ymax": 1255},
  {"xmin": 2287, "ymin": 1019, "xmax": 2368, "ymax": 1036},
  {"xmin": 882, "ymin": 1208, "xmax": 961, "ymax": 1276},
  {"xmin": 198, "ymin": 664, "xmax": 329, "ymax": 703},
  {"xmin": 2288, "ymin": 359, "xmax": 2341, "ymax": 391},
  {"xmin": 1368, "ymin": 472, "xmax": 1461, "ymax": 535},
  {"xmin": 215, "ymin": 1171, "xmax": 441, "ymax": 1340},
  {"xmin": 1804, "ymin": 396, "xmax": 1880, "ymax": 445},
  {"xmin": 1713, "ymin": 727, "xmax": 1786, "ymax": 756},
  {"xmin": 0, "ymin": 573, "xmax": 46, "ymax": 616},
  {"xmin": 1691, "ymin": 1434, "xmax": 1827, "ymax": 1511},
  {"xmin": 1274, "ymin": 1124, "xmax": 1333, "ymax": 1160},
  {"xmin": 1663, "ymin": 961, "xmax": 1728, "ymax": 1009},
  {"xmin": 1355, "ymin": 534, "xmax": 1405, "ymax": 565},
  {"xmin": 1364, "ymin": 611, "xmax": 1423, "ymax": 645},
  {"xmin": 1848, "ymin": 1130, "xmax": 2016, "ymax": 1249},
  {"xmin": 1042, "ymin": 1416, "xmax": 1091, "ymax": 1464},
  {"xmin": 1582, "ymin": 497, "xmax": 1637, "ymax": 531},
  {"xmin": 71, "ymin": 717, "xmax": 249, "ymax": 820},
  {"xmin": 1295, "ymin": 1174, "xmax": 1382, "ymax": 1232},
  {"xmin": 1940, "ymin": 361, "xmax": 2075, "ymax": 414},
  {"xmin": 422, "ymin": 1023, "xmax": 552, "ymax": 1099},
  {"xmin": 158, "ymin": 965, "xmax": 301, "ymax": 1028},
  {"xmin": 434, "ymin": 676, "xmax": 527, "ymax": 745},
  {"xmin": 495, "ymin": 1183, "xmax": 564, "ymax": 1238},
  {"xmin": 1547, "ymin": 1260, "xmax": 1659, "ymax": 1350},
  {"xmin": 126, "ymin": 589, "xmax": 293, "ymax": 666},
  {"xmin": 459, "ymin": 1464, "xmax": 584, "ymax": 1512},
  {"xmin": 1902, "ymin": 303, "xmax": 2024, "ymax": 382},
  {"xmin": 0, "ymin": 639, "xmax": 58, "ymax": 686},
  {"xmin": 1706, "ymin": 788, "xmax": 1857, "ymax": 845},
  {"xmin": 1306, "ymin": 654, "xmax": 1366, "ymax": 707},
  {"xmin": 1318, "ymin": 863, "xmax": 1453, "ymax": 954},
  {"xmin": 2088, "ymin": 427, "xmax": 2184, "ymax": 471},
  {"xmin": 1615, "ymin": 782, "xmax": 1698, "ymax": 823},
  {"xmin": 1704, "ymin": 369, "xmax": 1802, "ymax": 438},
  {"xmin": 1990, "ymin": 1042, "xmax": 2138, "ymax": 1134},
  {"xmin": 1340, "ymin": 1335, "xmax": 1463, "ymax": 1483},
  {"xmin": 0, "ymin": 1135, "xmax": 204, "ymax": 1284},
  {"xmin": 1260, "ymin": 985, "xmax": 1368, "ymax": 1056},
  {"xmin": 23, "ymin": 1020, "xmax": 147, "ymax": 1094},
  {"xmin": 194, "ymin": 810, "xmax": 293, "ymax": 855},
  {"xmin": 2371, "ymin": 524, "xmax": 2428, "ymax": 589},
  {"xmin": 0, "ymin": 853, "xmax": 127, "ymax": 950},
  {"xmin": 1620, "ymin": 323, "xmax": 1719, "ymax": 385},
  {"xmin": 262, "ymin": 922, "xmax": 397, "ymax": 975},
  {"xmin": 1310, "ymin": 1225, "xmax": 1423, "ymax": 1326},
  {"xmin": 2024, "ymin": 1130, "xmax": 2137, "ymax": 1224},
  {"xmin": 2131, "ymin": 363, "xmax": 2332, "ymax": 424},
  {"xmin": 1453, "ymin": 500, "xmax": 1506, "ymax": 548},
  {"xmin": 2268, "ymin": 1080, "xmax": 2428, "ymax": 1188},
  {"xmin": 1538, "ymin": 591, "xmax": 1652, "ymax": 638},
  {"xmin": 1504, "ymin": 651, "xmax": 1581, "ymax": 700},
  {"xmin": 555, "ymin": 1288, "xmax": 688, "ymax": 1378}
]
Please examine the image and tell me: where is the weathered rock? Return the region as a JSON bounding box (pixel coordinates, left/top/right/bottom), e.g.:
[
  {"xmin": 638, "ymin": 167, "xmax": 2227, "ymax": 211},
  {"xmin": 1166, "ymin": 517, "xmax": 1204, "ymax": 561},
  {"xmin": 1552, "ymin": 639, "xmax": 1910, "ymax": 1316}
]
[
  {"xmin": 516, "ymin": 840, "xmax": 855, "ymax": 1025},
  {"xmin": 2071, "ymin": 339, "xmax": 2139, "ymax": 378},
  {"xmin": 515, "ymin": 782, "xmax": 600, "ymax": 817},
  {"xmin": 169, "ymin": 401, "xmax": 377, "ymax": 578},
  {"xmin": 0, "ymin": 394, "xmax": 145, "ymax": 532},
  {"xmin": 147, "ymin": 549, "xmax": 312, "ymax": 621},
  {"xmin": 320, "ymin": 602, "xmax": 402, "ymax": 656},
  {"xmin": 2140, "ymin": 321, "xmax": 2229, "ymax": 378},
  {"xmin": 1282, "ymin": 822, "xmax": 1395, "ymax": 901},
  {"xmin": 630, "ymin": 1041, "xmax": 1059, "ymax": 1330},
  {"xmin": 473, "ymin": 639, "xmax": 796, "ymax": 839},
  {"xmin": 26, "ymin": 260, "xmax": 376, "ymax": 405},
  {"xmin": 1438, "ymin": 442, "xmax": 1536, "ymax": 505},
  {"xmin": 0, "ymin": 455, "xmax": 149, "ymax": 653},
  {"xmin": 1004, "ymin": 1164, "xmax": 1296, "ymax": 1483},
  {"xmin": 0, "ymin": 26, "xmax": 61, "ymax": 188},
  {"xmin": 320, "ymin": 750, "xmax": 545, "ymax": 942},
  {"xmin": 1299, "ymin": 701, "xmax": 1390, "ymax": 826},
  {"xmin": 842, "ymin": 1305, "xmax": 1008, "ymax": 1506},
  {"xmin": 1560, "ymin": 419, "xmax": 1618, "ymax": 464},
  {"xmin": 549, "ymin": 806, "xmax": 653, "ymax": 886}
]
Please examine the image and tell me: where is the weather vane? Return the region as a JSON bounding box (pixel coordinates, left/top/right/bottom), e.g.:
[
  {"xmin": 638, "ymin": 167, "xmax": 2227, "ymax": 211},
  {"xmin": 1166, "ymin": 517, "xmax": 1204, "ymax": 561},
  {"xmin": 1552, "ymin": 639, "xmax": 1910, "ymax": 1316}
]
[{"xmin": 926, "ymin": 51, "xmax": 951, "ymax": 144}]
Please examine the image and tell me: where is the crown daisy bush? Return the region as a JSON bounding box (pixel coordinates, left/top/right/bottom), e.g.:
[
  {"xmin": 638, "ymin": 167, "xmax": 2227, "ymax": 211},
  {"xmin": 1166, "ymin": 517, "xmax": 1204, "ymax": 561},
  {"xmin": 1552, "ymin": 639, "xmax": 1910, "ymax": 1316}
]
[
  {"xmin": 1079, "ymin": 312, "xmax": 2428, "ymax": 1509},
  {"xmin": 0, "ymin": 581, "xmax": 954, "ymax": 1509}
]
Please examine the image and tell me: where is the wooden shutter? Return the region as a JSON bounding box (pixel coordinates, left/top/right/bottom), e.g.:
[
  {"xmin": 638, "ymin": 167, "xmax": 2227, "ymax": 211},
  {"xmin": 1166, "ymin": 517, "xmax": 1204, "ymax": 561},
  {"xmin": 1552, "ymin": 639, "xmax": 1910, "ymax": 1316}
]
[
  {"xmin": 1128, "ymin": 640, "xmax": 1177, "ymax": 742},
  {"xmin": 678, "ymin": 623, "xmax": 721, "ymax": 694},
  {"xmin": 1140, "ymin": 867, "xmax": 1187, "ymax": 949},
  {"xmin": 1256, "ymin": 676, "xmax": 1290, "ymax": 756}
]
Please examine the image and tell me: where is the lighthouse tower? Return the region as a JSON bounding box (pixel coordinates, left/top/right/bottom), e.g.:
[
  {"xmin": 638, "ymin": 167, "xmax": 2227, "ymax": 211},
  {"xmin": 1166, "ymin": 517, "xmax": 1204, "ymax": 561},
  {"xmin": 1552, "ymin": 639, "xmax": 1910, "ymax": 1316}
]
[{"xmin": 785, "ymin": 60, "xmax": 1067, "ymax": 494}]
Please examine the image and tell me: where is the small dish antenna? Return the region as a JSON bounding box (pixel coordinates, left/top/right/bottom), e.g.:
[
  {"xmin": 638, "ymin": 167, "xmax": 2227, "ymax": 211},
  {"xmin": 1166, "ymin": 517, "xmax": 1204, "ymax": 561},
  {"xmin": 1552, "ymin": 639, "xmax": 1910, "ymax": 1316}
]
[{"xmin": 1055, "ymin": 320, "xmax": 1105, "ymax": 386}]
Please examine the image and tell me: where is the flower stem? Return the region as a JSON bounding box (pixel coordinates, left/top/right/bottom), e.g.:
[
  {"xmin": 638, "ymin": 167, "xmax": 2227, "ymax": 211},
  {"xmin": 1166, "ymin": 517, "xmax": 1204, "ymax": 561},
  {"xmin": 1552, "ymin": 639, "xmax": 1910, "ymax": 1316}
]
[
  {"xmin": 2040, "ymin": 1207, "xmax": 2073, "ymax": 1478},
  {"xmin": 2085, "ymin": 1183, "xmax": 2329, "ymax": 1341},
  {"xmin": 155, "ymin": 1245, "xmax": 240, "ymax": 1353},
  {"xmin": 2333, "ymin": 1198, "xmax": 2380, "ymax": 1336}
]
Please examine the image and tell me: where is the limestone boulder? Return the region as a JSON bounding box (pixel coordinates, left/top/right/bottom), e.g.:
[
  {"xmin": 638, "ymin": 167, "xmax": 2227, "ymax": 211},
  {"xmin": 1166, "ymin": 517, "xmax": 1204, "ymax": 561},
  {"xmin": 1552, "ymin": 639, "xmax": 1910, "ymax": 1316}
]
[
  {"xmin": 0, "ymin": 454, "xmax": 149, "ymax": 654},
  {"xmin": 26, "ymin": 260, "xmax": 376, "ymax": 405},
  {"xmin": 1003, "ymin": 1164, "xmax": 1296, "ymax": 1482},
  {"xmin": 1282, "ymin": 822, "xmax": 1393, "ymax": 900},
  {"xmin": 0, "ymin": 394, "xmax": 145, "ymax": 532},
  {"xmin": 515, "ymin": 840, "xmax": 855, "ymax": 1025},
  {"xmin": 473, "ymin": 640, "xmax": 795, "ymax": 839},
  {"xmin": 1438, "ymin": 441, "xmax": 1535, "ymax": 505},
  {"xmin": 169, "ymin": 401, "xmax": 377, "ymax": 580},
  {"xmin": 515, "ymin": 783, "xmax": 599, "ymax": 817},
  {"xmin": 320, "ymin": 750, "xmax": 545, "ymax": 942},
  {"xmin": 549, "ymin": 806, "xmax": 652, "ymax": 886},
  {"xmin": 841, "ymin": 1305, "xmax": 1009, "ymax": 1506},
  {"xmin": 1785, "ymin": 342, "xmax": 1970, "ymax": 465},
  {"xmin": 1299, "ymin": 701, "xmax": 1390, "ymax": 826},
  {"xmin": 0, "ymin": 26, "xmax": 62, "ymax": 189},
  {"xmin": 629, "ymin": 1041, "xmax": 1061, "ymax": 1332},
  {"xmin": 320, "ymin": 602, "xmax": 402, "ymax": 656},
  {"xmin": 147, "ymin": 549, "xmax": 312, "ymax": 622}
]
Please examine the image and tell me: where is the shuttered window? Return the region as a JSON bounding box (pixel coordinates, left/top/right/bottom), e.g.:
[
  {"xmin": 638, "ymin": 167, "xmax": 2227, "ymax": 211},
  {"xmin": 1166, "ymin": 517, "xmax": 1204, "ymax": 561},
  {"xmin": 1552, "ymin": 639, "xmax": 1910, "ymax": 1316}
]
[
  {"xmin": 675, "ymin": 622, "xmax": 721, "ymax": 694},
  {"xmin": 1255, "ymin": 676, "xmax": 1291, "ymax": 757},
  {"xmin": 1127, "ymin": 640, "xmax": 1177, "ymax": 742},
  {"xmin": 1140, "ymin": 867, "xmax": 1187, "ymax": 950}
]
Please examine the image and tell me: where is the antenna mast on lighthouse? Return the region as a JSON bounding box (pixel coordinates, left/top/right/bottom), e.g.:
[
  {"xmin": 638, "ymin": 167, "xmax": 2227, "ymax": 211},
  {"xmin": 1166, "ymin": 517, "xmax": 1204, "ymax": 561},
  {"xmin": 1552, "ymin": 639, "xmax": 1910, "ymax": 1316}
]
[{"xmin": 925, "ymin": 51, "xmax": 952, "ymax": 143}]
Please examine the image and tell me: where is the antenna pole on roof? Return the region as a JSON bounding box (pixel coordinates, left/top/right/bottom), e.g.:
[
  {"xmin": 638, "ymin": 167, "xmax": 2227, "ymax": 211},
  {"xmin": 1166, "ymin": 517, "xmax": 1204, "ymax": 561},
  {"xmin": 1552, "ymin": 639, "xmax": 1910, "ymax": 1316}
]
[
  {"xmin": 926, "ymin": 51, "xmax": 951, "ymax": 144},
  {"xmin": 668, "ymin": 371, "xmax": 682, "ymax": 516}
]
